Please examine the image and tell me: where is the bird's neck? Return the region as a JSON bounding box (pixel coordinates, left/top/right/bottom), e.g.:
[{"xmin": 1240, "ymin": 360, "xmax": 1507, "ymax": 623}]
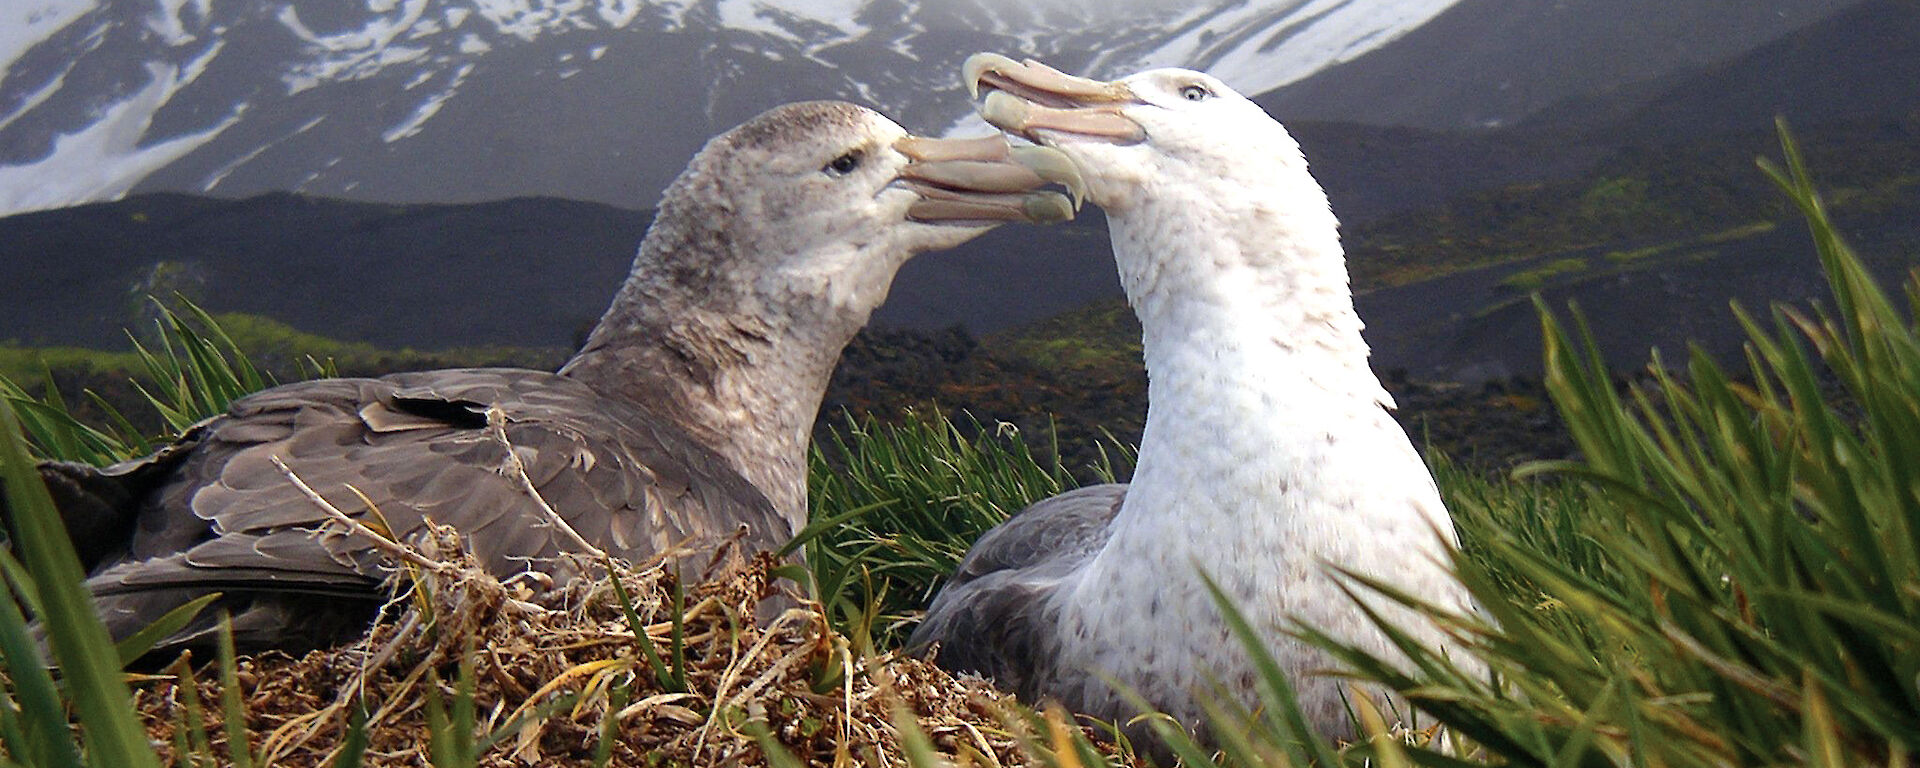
[
  {"xmin": 1107, "ymin": 167, "xmax": 1401, "ymax": 534},
  {"xmin": 1116, "ymin": 166, "xmax": 1389, "ymax": 413},
  {"xmin": 559, "ymin": 246, "xmax": 852, "ymax": 530}
]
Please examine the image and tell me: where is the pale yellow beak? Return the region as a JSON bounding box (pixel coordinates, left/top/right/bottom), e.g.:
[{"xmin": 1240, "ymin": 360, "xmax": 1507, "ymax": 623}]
[
  {"xmin": 962, "ymin": 53, "xmax": 1146, "ymax": 144},
  {"xmin": 893, "ymin": 134, "xmax": 1084, "ymax": 223}
]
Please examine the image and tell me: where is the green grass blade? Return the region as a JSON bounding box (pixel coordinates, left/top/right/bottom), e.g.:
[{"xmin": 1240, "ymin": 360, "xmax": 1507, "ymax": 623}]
[
  {"xmin": 216, "ymin": 613, "xmax": 255, "ymax": 768},
  {"xmin": 746, "ymin": 719, "xmax": 806, "ymax": 768},
  {"xmin": 165, "ymin": 654, "xmax": 215, "ymax": 767},
  {"xmin": 332, "ymin": 703, "xmax": 370, "ymax": 768},
  {"xmin": 667, "ymin": 576, "xmax": 687, "ymax": 692},
  {"xmin": 449, "ymin": 642, "xmax": 479, "ymax": 768},
  {"xmin": 591, "ymin": 680, "xmax": 630, "ymax": 768},
  {"xmin": 892, "ymin": 707, "xmax": 947, "ymax": 768},
  {"xmin": 425, "ymin": 671, "xmax": 456, "ymax": 768},
  {"xmin": 0, "ymin": 560, "xmax": 80, "ymax": 768},
  {"xmin": 115, "ymin": 592, "xmax": 222, "ymax": 668},
  {"xmin": 1195, "ymin": 568, "xmax": 1344, "ymax": 766},
  {"xmin": 0, "ymin": 399, "xmax": 161, "ymax": 768},
  {"xmin": 601, "ymin": 558, "xmax": 680, "ymax": 693},
  {"xmin": 0, "ymin": 552, "xmax": 46, "ymax": 637}
]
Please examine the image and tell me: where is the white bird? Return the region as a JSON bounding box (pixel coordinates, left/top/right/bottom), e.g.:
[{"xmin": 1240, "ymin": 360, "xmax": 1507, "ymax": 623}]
[
  {"xmin": 911, "ymin": 57, "xmax": 1480, "ymax": 743},
  {"xmin": 15, "ymin": 100, "xmax": 1082, "ymax": 654}
]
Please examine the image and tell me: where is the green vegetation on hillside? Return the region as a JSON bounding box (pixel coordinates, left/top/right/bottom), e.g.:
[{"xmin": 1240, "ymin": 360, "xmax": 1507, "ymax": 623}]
[
  {"xmin": 1575, "ymin": 175, "xmax": 1658, "ymax": 221},
  {"xmin": 1348, "ymin": 119, "xmax": 1920, "ymax": 290},
  {"xmin": 0, "ymin": 302, "xmax": 567, "ymax": 449},
  {"xmin": 1497, "ymin": 256, "xmax": 1589, "ymax": 291},
  {"xmin": 0, "ymin": 308, "xmax": 565, "ymax": 391},
  {"xmin": 994, "ymin": 299, "xmax": 1142, "ymax": 372}
]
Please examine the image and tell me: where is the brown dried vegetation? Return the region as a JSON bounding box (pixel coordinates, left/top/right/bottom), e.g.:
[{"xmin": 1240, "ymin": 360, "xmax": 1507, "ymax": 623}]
[{"xmin": 127, "ymin": 531, "xmax": 1114, "ymax": 767}]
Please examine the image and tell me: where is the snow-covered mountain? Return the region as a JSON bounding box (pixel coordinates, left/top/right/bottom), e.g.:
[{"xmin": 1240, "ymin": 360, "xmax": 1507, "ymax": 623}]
[{"xmin": 0, "ymin": 0, "xmax": 1459, "ymax": 216}]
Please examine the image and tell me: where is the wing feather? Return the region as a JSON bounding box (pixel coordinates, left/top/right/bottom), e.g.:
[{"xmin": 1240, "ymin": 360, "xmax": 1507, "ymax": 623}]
[
  {"xmin": 83, "ymin": 368, "xmax": 782, "ymax": 651},
  {"xmin": 910, "ymin": 483, "xmax": 1127, "ymax": 696}
]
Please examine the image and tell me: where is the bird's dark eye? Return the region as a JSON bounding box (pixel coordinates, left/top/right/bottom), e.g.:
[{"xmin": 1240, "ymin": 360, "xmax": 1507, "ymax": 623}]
[
  {"xmin": 1180, "ymin": 84, "xmax": 1211, "ymax": 101},
  {"xmin": 824, "ymin": 151, "xmax": 862, "ymax": 175}
]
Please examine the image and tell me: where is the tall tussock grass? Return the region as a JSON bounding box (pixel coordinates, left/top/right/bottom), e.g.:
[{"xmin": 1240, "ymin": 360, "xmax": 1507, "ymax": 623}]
[
  {"xmin": 0, "ymin": 124, "xmax": 1914, "ymax": 765},
  {"xmin": 1274, "ymin": 123, "xmax": 1920, "ymax": 767},
  {"xmin": 798, "ymin": 413, "xmax": 1122, "ymax": 652},
  {"xmin": 0, "ymin": 298, "xmax": 331, "ymax": 465}
]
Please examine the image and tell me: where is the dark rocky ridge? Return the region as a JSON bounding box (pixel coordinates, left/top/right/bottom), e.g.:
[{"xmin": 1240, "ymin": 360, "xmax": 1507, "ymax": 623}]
[
  {"xmin": 819, "ymin": 326, "xmax": 1573, "ymax": 476},
  {"xmin": 30, "ymin": 321, "xmax": 1571, "ymax": 478}
]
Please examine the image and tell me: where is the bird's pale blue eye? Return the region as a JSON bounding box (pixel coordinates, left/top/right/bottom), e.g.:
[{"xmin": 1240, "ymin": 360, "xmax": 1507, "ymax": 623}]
[
  {"xmin": 824, "ymin": 151, "xmax": 862, "ymax": 175},
  {"xmin": 1179, "ymin": 84, "xmax": 1211, "ymax": 101}
]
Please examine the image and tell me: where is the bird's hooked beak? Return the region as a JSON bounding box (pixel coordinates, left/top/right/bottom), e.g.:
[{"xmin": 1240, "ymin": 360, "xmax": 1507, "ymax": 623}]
[
  {"xmin": 893, "ymin": 134, "xmax": 1084, "ymax": 223},
  {"xmin": 963, "ymin": 53, "xmax": 1146, "ymax": 145}
]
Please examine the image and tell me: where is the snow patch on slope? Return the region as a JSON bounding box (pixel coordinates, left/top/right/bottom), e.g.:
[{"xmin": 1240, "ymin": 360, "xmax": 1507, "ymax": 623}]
[
  {"xmin": 596, "ymin": 0, "xmax": 646, "ymax": 28},
  {"xmin": 1091, "ymin": 0, "xmax": 1457, "ymax": 95},
  {"xmin": 383, "ymin": 63, "xmax": 473, "ymax": 142},
  {"xmin": 149, "ymin": 0, "xmax": 212, "ymax": 46},
  {"xmin": 0, "ymin": 0, "xmax": 1469, "ymax": 216},
  {"xmin": 1207, "ymin": 0, "xmax": 1456, "ymax": 94},
  {"xmin": 200, "ymin": 115, "xmax": 326, "ymax": 193},
  {"xmin": 279, "ymin": 1, "xmax": 434, "ymax": 93},
  {"xmin": 1, "ymin": 0, "xmax": 96, "ymax": 75},
  {"xmin": 0, "ymin": 58, "xmax": 238, "ymax": 214},
  {"xmin": 0, "ymin": 64, "xmax": 69, "ymax": 132}
]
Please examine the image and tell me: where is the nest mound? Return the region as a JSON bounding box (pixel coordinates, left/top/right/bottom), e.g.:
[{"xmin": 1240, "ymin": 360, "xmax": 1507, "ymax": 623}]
[{"xmin": 129, "ymin": 532, "xmax": 1122, "ymax": 767}]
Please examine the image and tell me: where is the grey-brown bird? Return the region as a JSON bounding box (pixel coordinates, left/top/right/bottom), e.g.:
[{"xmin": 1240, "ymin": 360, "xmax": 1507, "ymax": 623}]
[{"xmin": 13, "ymin": 100, "xmax": 1081, "ymax": 654}]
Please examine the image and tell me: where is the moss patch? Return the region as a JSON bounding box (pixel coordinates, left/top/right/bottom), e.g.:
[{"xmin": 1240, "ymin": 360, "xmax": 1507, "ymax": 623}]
[{"xmin": 1499, "ymin": 257, "xmax": 1591, "ymax": 291}]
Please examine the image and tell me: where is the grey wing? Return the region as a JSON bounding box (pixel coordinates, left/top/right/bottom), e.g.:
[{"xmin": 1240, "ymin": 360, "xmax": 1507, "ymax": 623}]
[
  {"xmin": 908, "ymin": 483, "xmax": 1126, "ymax": 696},
  {"xmin": 83, "ymin": 368, "xmax": 780, "ymax": 649},
  {"xmin": 10, "ymin": 436, "xmax": 201, "ymax": 571},
  {"xmin": 368, "ymin": 369, "xmax": 789, "ymax": 570}
]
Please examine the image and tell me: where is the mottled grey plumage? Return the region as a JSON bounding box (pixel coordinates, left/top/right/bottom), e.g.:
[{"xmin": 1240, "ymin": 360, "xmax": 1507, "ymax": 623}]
[
  {"xmin": 9, "ymin": 100, "xmax": 1077, "ymax": 654},
  {"xmin": 75, "ymin": 370, "xmax": 775, "ymax": 649}
]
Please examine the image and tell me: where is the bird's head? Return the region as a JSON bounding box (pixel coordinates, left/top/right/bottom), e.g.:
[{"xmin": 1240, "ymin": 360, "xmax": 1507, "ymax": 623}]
[
  {"xmin": 643, "ymin": 100, "xmax": 1079, "ymax": 329},
  {"xmin": 963, "ymin": 55, "xmax": 1304, "ymax": 214},
  {"xmin": 961, "ymin": 56, "xmax": 1353, "ymax": 327}
]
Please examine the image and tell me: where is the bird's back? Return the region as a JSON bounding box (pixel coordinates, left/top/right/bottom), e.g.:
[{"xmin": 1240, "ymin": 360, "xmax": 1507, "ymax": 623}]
[{"xmin": 32, "ymin": 367, "xmax": 782, "ymax": 653}]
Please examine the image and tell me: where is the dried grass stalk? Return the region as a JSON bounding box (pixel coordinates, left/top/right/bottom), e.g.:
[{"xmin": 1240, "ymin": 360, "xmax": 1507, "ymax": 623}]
[{"xmin": 130, "ymin": 531, "xmax": 1114, "ymax": 767}]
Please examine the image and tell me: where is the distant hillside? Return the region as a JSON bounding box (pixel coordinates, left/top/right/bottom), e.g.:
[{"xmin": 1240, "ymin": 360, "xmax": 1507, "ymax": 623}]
[
  {"xmin": 0, "ymin": 193, "xmax": 649, "ymax": 350},
  {"xmin": 1259, "ymin": 0, "xmax": 1872, "ymax": 130},
  {"xmin": 1263, "ymin": 0, "xmax": 1920, "ymax": 224},
  {"xmin": 0, "ymin": 191, "xmax": 1128, "ymax": 348},
  {"xmin": 1521, "ymin": 0, "xmax": 1920, "ymax": 142},
  {"xmin": 1284, "ymin": 122, "xmax": 1602, "ymax": 224},
  {"xmin": 6, "ymin": 115, "xmax": 1916, "ymax": 377},
  {"xmin": 1006, "ymin": 117, "xmax": 1920, "ymax": 385}
]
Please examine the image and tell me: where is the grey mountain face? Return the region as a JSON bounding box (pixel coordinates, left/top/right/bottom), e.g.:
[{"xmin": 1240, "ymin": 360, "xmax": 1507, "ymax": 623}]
[
  {"xmin": 0, "ymin": 0, "xmax": 1465, "ymax": 216},
  {"xmin": 1259, "ymin": 0, "xmax": 1875, "ymax": 130}
]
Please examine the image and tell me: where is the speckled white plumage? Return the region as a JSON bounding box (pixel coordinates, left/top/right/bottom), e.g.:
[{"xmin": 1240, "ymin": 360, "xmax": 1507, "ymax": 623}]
[{"xmin": 914, "ymin": 67, "xmax": 1479, "ymax": 741}]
